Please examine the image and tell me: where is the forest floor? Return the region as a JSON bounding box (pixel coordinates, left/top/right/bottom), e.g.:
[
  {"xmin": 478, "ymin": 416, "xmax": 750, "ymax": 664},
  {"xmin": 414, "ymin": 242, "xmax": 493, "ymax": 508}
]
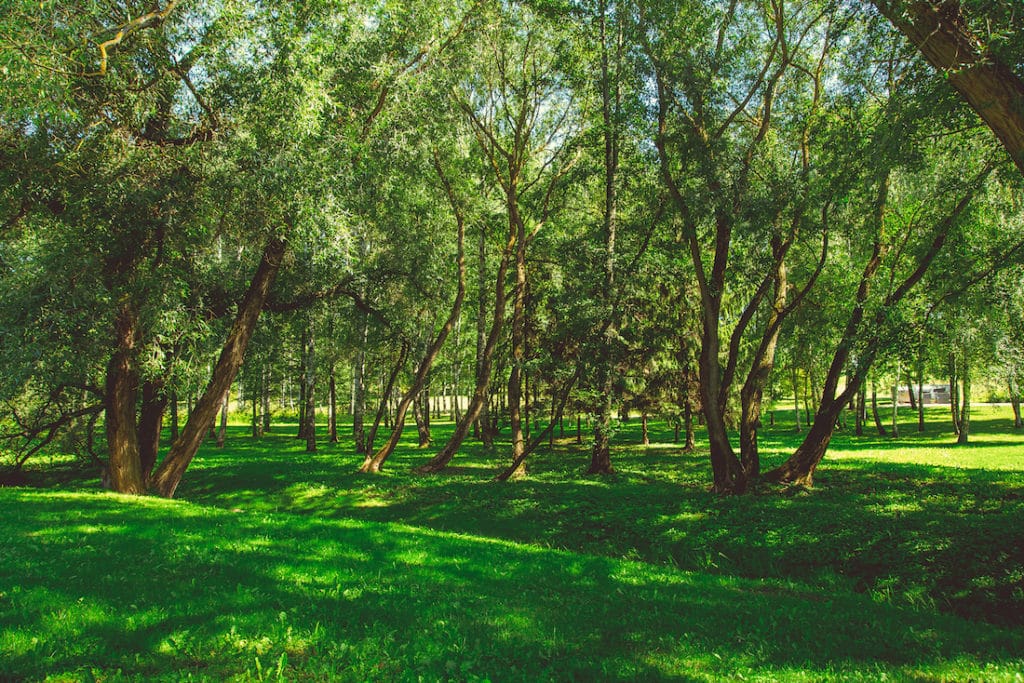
[{"xmin": 2, "ymin": 405, "xmax": 1023, "ymax": 681}]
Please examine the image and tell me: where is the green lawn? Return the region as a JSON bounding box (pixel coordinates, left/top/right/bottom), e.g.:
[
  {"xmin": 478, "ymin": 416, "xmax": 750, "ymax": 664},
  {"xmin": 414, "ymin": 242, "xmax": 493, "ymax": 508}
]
[{"xmin": 2, "ymin": 405, "xmax": 1023, "ymax": 681}]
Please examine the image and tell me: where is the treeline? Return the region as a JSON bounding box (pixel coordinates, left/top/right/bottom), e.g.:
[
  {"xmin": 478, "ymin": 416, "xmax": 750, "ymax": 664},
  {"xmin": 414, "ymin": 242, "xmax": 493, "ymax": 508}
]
[{"xmin": 1, "ymin": 0, "xmax": 1022, "ymax": 496}]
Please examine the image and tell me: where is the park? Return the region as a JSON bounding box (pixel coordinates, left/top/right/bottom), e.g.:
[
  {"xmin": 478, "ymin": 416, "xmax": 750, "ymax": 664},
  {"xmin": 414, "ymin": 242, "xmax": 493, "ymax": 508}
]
[{"xmin": 2, "ymin": 0, "xmax": 1024, "ymax": 680}]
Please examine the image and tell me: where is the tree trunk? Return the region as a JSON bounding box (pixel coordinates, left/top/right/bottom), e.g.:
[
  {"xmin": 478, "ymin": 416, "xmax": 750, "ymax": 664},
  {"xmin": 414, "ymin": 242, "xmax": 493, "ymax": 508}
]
[
  {"xmin": 352, "ymin": 314, "xmax": 369, "ymax": 453},
  {"xmin": 416, "ymin": 208, "xmax": 515, "ymax": 475},
  {"xmin": 366, "ymin": 344, "xmax": 408, "ymax": 456},
  {"xmin": 363, "ymin": 155, "xmax": 466, "ymax": 473},
  {"xmin": 764, "ymin": 397, "xmax": 845, "ymax": 486},
  {"xmin": 505, "ymin": 193, "xmax": 528, "ymax": 480},
  {"xmin": 252, "ymin": 391, "xmax": 261, "ymax": 438},
  {"xmin": 138, "ymin": 381, "xmax": 167, "ymax": 480},
  {"xmin": 891, "ymin": 374, "xmax": 900, "ymax": 439},
  {"xmin": 474, "ymin": 222, "xmax": 489, "ymax": 442},
  {"xmin": 957, "ymin": 346, "xmax": 971, "ymax": 444},
  {"xmin": 303, "ymin": 321, "xmax": 316, "ymax": 453},
  {"xmin": 871, "ymin": 378, "xmax": 887, "ymax": 437},
  {"xmin": 262, "ymin": 365, "xmax": 271, "ymax": 433},
  {"xmin": 296, "ymin": 340, "xmax": 307, "ymax": 440},
  {"xmin": 917, "ymin": 350, "xmax": 925, "ymax": 432},
  {"xmin": 1010, "ymin": 375, "xmax": 1023, "ymax": 428},
  {"xmin": 641, "ymin": 412, "xmax": 649, "ymax": 445},
  {"xmin": 589, "ymin": 0, "xmax": 621, "ymax": 476},
  {"xmin": 149, "ymin": 237, "xmax": 286, "ymax": 498},
  {"xmin": 906, "ymin": 377, "xmax": 917, "ymax": 411},
  {"xmin": 949, "ymin": 354, "xmax": 961, "ymax": 435},
  {"xmin": 328, "ymin": 365, "xmax": 338, "ymax": 443},
  {"xmin": 792, "ymin": 366, "xmax": 802, "ymax": 432},
  {"xmin": 684, "ymin": 400, "xmax": 695, "ymax": 452},
  {"xmin": 216, "ymin": 388, "xmax": 228, "ymax": 448},
  {"xmin": 874, "ymin": 0, "xmax": 1024, "ymax": 175},
  {"xmin": 414, "ymin": 392, "xmax": 432, "ymax": 448},
  {"xmin": 104, "ymin": 301, "xmax": 145, "ymax": 494}
]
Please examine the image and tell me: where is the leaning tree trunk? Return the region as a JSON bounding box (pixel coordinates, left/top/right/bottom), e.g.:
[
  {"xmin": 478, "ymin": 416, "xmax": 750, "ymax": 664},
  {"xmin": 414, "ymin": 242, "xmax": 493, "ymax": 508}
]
[
  {"xmin": 874, "ymin": 0, "xmax": 1024, "ymax": 175},
  {"xmin": 361, "ymin": 154, "xmax": 466, "ymax": 473},
  {"xmin": 366, "ymin": 344, "xmax": 408, "ymax": 456},
  {"xmin": 104, "ymin": 300, "xmax": 145, "ymax": 494},
  {"xmin": 416, "ymin": 216, "xmax": 515, "ymax": 474},
  {"xmin": 764, "ymin": 159, "xmax": 989, "ymax": 486},
  {"xmin": 871, "ymin": 377, "xmax": 887, "ymax": 437},
  {"xmin": 149, "ymin": 237, "xmax": 286, "ymax": 498}
]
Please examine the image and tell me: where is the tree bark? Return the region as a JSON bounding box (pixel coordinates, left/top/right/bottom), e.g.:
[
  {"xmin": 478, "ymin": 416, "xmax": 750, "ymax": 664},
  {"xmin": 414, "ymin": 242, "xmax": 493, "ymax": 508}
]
[
  {"xmin": 855, "ymin": 383, "xmax": 865, "ymax": 436},
  {"xmin": 252, "ymin": 390, "xmax": 261, "ymax": 438},
  {"xmin": 957, "ymin": 345, "xmax": 971, "ymax": 444},
  {"xmin": 303, "ymin": 320, "xmax": 316, "ymax": 453},
  {"xmin": 138, "ymin": 380, "xmax": 167, "ymax": 480},
  {"xmin": 1010, "ymin": 375, "xmax": 1023, "ymax": 428},
  {"xmin": 352, "ymin": 313, "xmax": 369, "ymax": 453},
  {"xmin": 104, "ymin": 301, "xmax": 145, "ymax": 494},
  {"xmin": 917, "ymin": 347, "xmax": 926, "ymax": 432},
  {"xmin": 874, "ymin": 0, "xmax": 1024, "ymax": 175},
  {"xmin": 362, "ymin": 155, "xmax": 466, "ymax": 473},
  {"xmin": 296, "ymin": 340, "xmax": 307, "ymax": 440},
  {"xmin": 149, "ymin": 236, "xmax": 286, "ymax": 498},
  {"xmin": 366, "ymin": 344, "xmax": 408, "ymax": 455},
  {"xmin": 949, "ymin": 354, "xmax": 961, "ymax": 435},
  {"xmin": 416, "ymin": 222, "xmax": 515, "ymax": 474},
  {"xmin": 871, "ymin": 378, "xmax": 888, "ymax": 437},
  {"xmin": 262, "ymin": 365, "xmax": 272, "ymax": 433},
  {"xmin": 328, "ymin": 365, "xmax": 338, "ymax": 443},
  {"xmin": 891, "ymin": 374, "xmax": 900, "ymax": 439},
  {"xmin": 216, "ymin": 388, "xmax": 228, "ymax": 448}
]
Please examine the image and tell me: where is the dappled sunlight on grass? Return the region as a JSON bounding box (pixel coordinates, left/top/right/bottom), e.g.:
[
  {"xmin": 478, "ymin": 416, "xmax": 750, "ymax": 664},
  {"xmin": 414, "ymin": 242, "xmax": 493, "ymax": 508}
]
[
  {"xmin": 4, "ymin": 488, "xmax": 1023, "ymax": 681},
  {"xmin": 3, "ymin": 405, "xmax": 1023, "ymax": 679}
]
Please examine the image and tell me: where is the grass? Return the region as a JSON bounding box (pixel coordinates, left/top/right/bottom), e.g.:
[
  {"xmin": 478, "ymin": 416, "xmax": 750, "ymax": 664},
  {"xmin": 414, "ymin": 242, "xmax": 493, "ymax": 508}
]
[{"xmin": 1, "ymin": 404, "xmax": 1023, "ymax": 681}]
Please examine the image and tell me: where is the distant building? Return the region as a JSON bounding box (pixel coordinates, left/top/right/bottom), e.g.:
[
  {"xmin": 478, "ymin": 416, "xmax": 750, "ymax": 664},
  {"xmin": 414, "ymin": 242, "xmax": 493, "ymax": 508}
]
[{"xmin": 898, "ymin": 384, "xmax": 951, "ymax": 405}]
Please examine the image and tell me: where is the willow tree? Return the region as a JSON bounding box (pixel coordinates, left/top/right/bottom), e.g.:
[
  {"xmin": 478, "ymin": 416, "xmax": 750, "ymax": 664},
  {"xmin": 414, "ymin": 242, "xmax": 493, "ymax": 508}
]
[
  {"xmin": 418, "ymin": 2, "xmax": 581, "ymax": 476},
  {"xmin": 640, "ymin": 0, "xmax": 834, "ymax": 492}
]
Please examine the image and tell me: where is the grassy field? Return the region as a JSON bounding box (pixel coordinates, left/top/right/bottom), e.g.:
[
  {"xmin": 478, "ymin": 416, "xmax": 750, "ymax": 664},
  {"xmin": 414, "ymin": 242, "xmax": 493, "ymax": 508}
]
[{"xmin": 2, "ymin": 404, "xmax": 1023, "ymax": 681}]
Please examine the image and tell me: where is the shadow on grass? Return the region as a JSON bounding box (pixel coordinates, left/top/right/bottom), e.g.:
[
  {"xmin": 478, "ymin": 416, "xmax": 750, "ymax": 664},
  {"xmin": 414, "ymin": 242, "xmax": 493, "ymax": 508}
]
[
  {"xmin": 154, "ymin": 424, "xmax": 1024, "ymax": 633},
  {"xmin": 2, "ymin": 489, "xmax": 1022, "ymax": 681}
]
